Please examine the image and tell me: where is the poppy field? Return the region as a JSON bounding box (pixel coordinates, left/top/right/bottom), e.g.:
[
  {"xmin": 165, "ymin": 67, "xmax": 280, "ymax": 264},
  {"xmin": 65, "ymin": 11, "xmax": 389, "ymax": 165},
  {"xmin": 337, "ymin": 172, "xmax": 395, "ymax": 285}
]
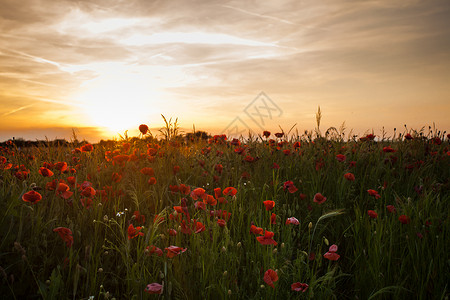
[{"xmin": 0, "ymin": 123, "xmax": 448, "ymax": 299}]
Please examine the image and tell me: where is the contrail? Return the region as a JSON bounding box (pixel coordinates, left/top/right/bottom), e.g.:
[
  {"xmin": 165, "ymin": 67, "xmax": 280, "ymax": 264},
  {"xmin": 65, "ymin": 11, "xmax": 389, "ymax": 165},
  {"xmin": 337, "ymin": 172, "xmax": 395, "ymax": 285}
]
[
  {"xmin": 221, "ymin": 5, "xmax": 297, "ymax": 25},
  {"xmin": 2, "ymin": 104, "xmax": 34, "ymax": 117}
]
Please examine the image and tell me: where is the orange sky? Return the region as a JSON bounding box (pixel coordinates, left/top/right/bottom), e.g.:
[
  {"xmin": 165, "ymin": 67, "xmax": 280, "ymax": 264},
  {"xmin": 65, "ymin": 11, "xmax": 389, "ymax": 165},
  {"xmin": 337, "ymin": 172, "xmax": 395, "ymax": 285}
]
[{"xmin": 1, "ymin": 0, "xmax": 449, "ymax": 142}]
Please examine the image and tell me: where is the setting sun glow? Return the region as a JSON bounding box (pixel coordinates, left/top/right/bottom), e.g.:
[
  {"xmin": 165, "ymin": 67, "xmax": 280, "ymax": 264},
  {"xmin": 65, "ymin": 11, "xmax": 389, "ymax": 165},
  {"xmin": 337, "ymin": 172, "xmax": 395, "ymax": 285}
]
[{"xmin": 76, "ymin": 73, "xmax": 161, "ymax": 134}]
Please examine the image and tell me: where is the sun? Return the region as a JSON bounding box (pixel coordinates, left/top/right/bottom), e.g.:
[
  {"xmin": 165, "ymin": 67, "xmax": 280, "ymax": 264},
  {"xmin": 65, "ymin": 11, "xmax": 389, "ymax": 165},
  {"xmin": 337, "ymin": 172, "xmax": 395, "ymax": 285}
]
[{"xmin": 76, "ymin": 73, "xmax": 160, "ymax": 134}]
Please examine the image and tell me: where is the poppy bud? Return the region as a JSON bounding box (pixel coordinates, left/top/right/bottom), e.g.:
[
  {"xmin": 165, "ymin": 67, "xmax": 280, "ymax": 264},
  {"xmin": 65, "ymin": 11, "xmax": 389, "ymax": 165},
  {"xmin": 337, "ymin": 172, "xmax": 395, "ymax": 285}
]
[
  {"xmin": 98, "ymin": 268, "xmax": 103, "ymax": 273},
  {"xmin": 281, "ymin": 243, "xmax": 285, "ymax": 249},
  {"xmin": 308, "ymin": 222, "xmax": 313, "ymax": 230},
  {"xmin": 237, "ymin": 242, "xmax": 242, "ymax": 248},
  {"xmin": 228, "ymin": 290, "xmax": 232, "ymax": 295},
  {"xmin": 223, "ymin": 271, "xmax": 227, "ymax": 276},
  {"xmin": 273, "ymin": 248, "xmax": 277, "ymax": 254},
  {"xmin": 324, "ymin": 237, "xmax": 329, "ymax": 246}
]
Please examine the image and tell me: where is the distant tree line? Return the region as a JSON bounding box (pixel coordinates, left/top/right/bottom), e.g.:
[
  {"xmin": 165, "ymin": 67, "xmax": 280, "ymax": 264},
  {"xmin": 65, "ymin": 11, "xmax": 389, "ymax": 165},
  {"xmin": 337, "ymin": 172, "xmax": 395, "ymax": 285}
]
[{"xmin": 0, "ymin": 131, "xmax": 212, "ymax": 148}]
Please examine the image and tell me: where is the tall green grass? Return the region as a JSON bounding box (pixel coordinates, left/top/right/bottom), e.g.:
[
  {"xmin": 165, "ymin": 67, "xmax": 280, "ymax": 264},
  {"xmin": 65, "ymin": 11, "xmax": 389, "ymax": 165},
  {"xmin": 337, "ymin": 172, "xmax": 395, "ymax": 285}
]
[{"xmin": 0, "ymin": 125, "xmax": 448, "ymax": 299}]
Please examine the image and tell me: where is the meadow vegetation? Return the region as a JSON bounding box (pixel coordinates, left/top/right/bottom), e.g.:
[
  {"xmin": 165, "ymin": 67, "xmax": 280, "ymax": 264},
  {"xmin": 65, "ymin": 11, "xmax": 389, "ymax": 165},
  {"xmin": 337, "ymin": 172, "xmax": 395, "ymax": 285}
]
[{"xmin": 0, "ymin": 119, "xmax": 448, "ymax": 299}]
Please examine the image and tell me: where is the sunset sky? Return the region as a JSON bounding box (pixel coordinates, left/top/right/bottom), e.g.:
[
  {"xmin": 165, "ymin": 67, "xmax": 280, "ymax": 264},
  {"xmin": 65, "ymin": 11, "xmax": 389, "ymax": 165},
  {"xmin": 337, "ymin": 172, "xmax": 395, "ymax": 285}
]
[{"xmin": 1, "ymin": 0, "xmax": 449, "ymax": 142}]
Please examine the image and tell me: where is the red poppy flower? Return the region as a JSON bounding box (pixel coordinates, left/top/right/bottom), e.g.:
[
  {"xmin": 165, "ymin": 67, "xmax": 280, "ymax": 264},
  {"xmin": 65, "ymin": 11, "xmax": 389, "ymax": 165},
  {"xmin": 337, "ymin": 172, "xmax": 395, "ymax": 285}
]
[
  {"xmin": 53, "ymin": 227, "xmax": 73, "ymax": 248},
  {"xmin": 22, "ymin": 190, "xmax": 42, "ymax": 204},
  {"xmin": 165, "ymin": 246, "xmax": 187, "ymax": 258},
  {"xmin": 173, "ymin": 165, "xmax": 180, "ymax": 175},
  {"xmin": 275, "ymin": 132, "xmax": 284, "ymax": 138},
  {"xmin": 344, "ymin": 172, "xmax": 355, "ymax": 181},
  {"xmin": 57, "ymin": 183, "xmax": 73, "ymax": 199},
  {"xmin": 272, "ymin": 162, "xmax": 280, "ymax": 169},
  {"xmin": 223, "ymin": 187, "xmax": 237, "ymax": 196},
  {"xmin": 386, "ymin": 205, "xmax": 396, "ymax": 213},
  {"xmin": 171, "ymin": 184, "xmax": 185, "ymax": 195},
  {"xmin": 398, "ymin": 215, "xmax": 410, "ymax": 224},
  {"xmin": 173, "ymin": 206, "xmax": 183, "ymax": 214},
  {"xmin": 432, "ymin": 137, "xmax": 442, "ymax": 145},
  {"xmin": 336, "ymin": 154, "xmax": 346, "ymax": 162},
  {"xmin": 191, "ymin": 188, "xmax": 206, "ymax": 200},
  {"xmin": 367, "ymin": 189, "xmax": 381, "ymax": 199},
  {"xmin": 283, "ymin": 181, "xmax": 298, "ymax": 193},
  {"xmin": 146, "ymin": 245, "xmax": 163, "ymax": 256},
  {"xmin": 113, "ymin": 155, "xmax": 129, "ymax": 165},
  {"xmin": 39, "ymin": 167, "xmax": 54, "ymax": 177},
  {"xmin": 217, "ymin": 219, "xmax": 226, "ymax": 227},
  {"xmin": 127, "ymin": 224, "xmax": 144, "ymax": 240},
  {"xmin": 204, "ymin": 194, "xmax": 217, "ymax": 206},
  {"xmin": 147, "ymin": 177, "xmax": 156, "ymax": 185},
  {"xmin": 81, "ymin": 144, "xmax": 93, "ymax": 152},
  {"xmin": 368, "ymin": 210, "xmax": 378, "ymax": 219},
  {"xmin": 257, "ymin": 230, "xmax": 277, "ymax": 245},
  {"xmin": 214, "ymin": 164, "xmax": 223, "ymax": 174},
  {"xmin": 67, "ymin": 176, "xmax": 76, "ymax": 186},
  {"xmin": 139, "ymin": 124, "xmax": 149, "ymax": 135},
  {"xmin": 313, "ymin": 193, "xmax": 327, "ymax": 204},
  {"xmin": 81, "ymin": 186, "xmax": 96, "ymax": 198},
  {"xmin": 195, "ymin": 221, "xmax": 206, "ymax": 233},
  {"xmin": 193, "ymin": 201, "xmax": 205, "ymax": 210},
  {"xmin": 323, "ymin": 244, "xmax": 340, "ymax": 261},
  {"xmin": 213, "ymin": 187, "xmax": 222, "ymax": 199},
  {"xmin": 145, "ymin": 282, "xmax": 163, "ymax": 294},
  {"xmin": 0, "ymin": 157, "xmax": 12, "ymax": 170},
  {"xmin": 263, "ymin": 131, "xmax": 271, "ymax": 138},
  {"xmin": 244, "ymin": 155, "xmax": 256, "ymax": 163},
  {"xmin": 180, "ymin": 220, "xmax": 192, "ymax": 234},
  {"xmin": 53, "ymin": 161, "xmax": 68, "ymax": 173},
  {"xmin": 168, "ymin": 229, "xmax": 177, "ymax": 236},
  {"xmin": 291, "ymin": 282, "xmax": 309, "ymax": 292},
  {"xmin": 286, "ymin": 217, "xmax": 299, "ymax": 225},
  {"xmin": 169, "ymin": 185, "xmax": 179, "ymax": 194},
  {"xmin": 270, "ymin": 213, "xmax": 276, "ymax": 224},
  {"xmin": 404, "ymin": 133, "xmax": 413, "ymax": 140},
  {"xmin": 140, "ymin": 167, "xmax": 155, "ymax": 176},
  {"xmin": 383, "ymin": 146, "xmax": 396, "ymax": 153},
  {"xmin": 360, "ymin": 133, "xmax": 375, "ymax": 141},
  {"xmin": 14, "ymin": 170, "xmax": 29, "ymax": 180},
  {"xmin": 283, "ymin": 149, "xmax": 291, "ymax": 156},
  {"xmin": 263, "ymin": 269, "xmax": 279, "ymax": 288},
  {"xmin": 263, "ymin": 200, "xmax": 275, "ymax": 211},
  {"xmin": 323, "ymin": 252, "xmax": 340, "ymax": 261},
  {"xmin": 250, "ymin": 225, "xmax": 264, "ymax": 235},
  {"xmin": 133, "ymin": 211, "xmax": 146, "ymax": 224}
]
